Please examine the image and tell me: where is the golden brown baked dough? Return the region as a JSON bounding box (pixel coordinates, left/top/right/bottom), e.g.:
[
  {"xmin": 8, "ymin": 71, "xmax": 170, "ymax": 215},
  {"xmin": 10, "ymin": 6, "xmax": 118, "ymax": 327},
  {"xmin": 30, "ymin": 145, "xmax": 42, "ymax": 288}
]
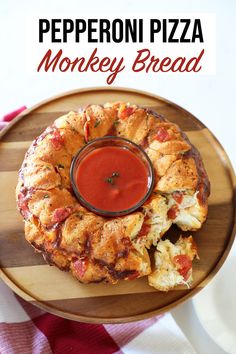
[{"xmin": 16, "ymin": 102, "xmax": 210, "ymax": 289}]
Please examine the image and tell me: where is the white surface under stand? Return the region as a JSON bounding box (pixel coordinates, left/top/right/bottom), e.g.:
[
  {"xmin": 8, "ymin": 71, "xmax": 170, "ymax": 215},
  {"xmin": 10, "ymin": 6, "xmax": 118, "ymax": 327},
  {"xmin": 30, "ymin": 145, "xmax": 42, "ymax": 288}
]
[
  {"xmin": 172, "ymin": 239, "xmax": 236, "ymax": 354},
  {"xmin": 172, "ymin": 301, "xmax": 227, "ymax": 354}
]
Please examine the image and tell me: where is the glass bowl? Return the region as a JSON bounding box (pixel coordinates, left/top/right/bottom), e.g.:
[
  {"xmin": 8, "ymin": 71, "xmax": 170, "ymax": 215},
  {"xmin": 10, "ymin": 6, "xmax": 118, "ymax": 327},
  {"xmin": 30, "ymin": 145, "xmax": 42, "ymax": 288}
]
[{"xmin": 70, "ymin": 136, "xmax": 155, "ymax": 217}]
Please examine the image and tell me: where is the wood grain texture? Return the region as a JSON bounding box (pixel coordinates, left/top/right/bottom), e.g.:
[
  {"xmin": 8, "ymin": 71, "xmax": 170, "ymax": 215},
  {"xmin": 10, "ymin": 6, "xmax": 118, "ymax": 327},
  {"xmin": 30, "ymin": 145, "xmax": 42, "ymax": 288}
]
[{"xmin": 0, "ymin": 87, "xmax": 235, "ymax": 323}]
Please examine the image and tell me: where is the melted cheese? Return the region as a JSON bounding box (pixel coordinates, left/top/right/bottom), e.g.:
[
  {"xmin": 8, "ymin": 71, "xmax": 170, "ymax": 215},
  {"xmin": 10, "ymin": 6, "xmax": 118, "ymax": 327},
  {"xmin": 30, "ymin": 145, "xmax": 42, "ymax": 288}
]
[
  {"xmin": 148, "ymin": 237, "xmax": 197, "ymax": 291},
  {"xmin": 167, "ymin": 192, "xmax": 205, "ymax": 231},
  {"xmin": 142, "ymin": 195, "xmax": 172, "ymax": 246}
]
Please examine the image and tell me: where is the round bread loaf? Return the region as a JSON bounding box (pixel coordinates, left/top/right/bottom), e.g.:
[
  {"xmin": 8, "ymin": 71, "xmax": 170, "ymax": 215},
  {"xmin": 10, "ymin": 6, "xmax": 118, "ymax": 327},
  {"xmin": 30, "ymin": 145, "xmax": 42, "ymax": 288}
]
[{"xmin": 16, "ymin": 103, "xmax": 210, "ymax": 287}]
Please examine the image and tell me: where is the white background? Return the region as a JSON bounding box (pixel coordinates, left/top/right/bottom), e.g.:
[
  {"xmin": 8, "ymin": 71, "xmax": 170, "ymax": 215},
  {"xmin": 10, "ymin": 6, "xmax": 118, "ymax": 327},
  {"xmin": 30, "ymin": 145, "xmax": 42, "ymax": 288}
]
[{"xmin": 0, "ymin": 1, "xmax": 235, "ymax": 353}]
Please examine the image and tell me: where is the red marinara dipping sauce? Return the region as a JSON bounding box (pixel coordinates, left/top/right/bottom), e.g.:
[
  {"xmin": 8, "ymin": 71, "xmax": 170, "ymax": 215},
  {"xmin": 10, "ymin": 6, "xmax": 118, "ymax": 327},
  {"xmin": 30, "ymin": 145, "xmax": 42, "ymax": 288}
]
[
  {"xmin": 71, "ymin": 137, "xmax": 154, "ymax": 215},
  {"xmin": 76, "ymin": 146, "xmax": 149, "ymax": 212}
]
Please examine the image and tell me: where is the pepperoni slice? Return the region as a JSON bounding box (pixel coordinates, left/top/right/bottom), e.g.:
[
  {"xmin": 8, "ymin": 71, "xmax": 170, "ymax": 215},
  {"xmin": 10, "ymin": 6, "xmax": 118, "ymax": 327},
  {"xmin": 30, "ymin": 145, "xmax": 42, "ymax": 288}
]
[
  {"xmin": 155, "ymin": 127, "xmax": 171, "ymax": 142},
  {"xmin": 119, "ymin": 106, "xmax": 135, "ymax": 120},
  {"xmin": 49, "ymin": 130, "xmax": 64, "ymax": 150},
  {"xmin": 167, "ymin": 204, "xmax": 179, "ymax": 219},
  {"xmin": 126, "ymin": 270, "xmax": 139, "ymax": 280},
  {"xmin": 138, "ymin": 222, "xmax": 151, "ymax": 237},
  {"xmin": 52, "ymin": 207, "xmax": 72, "ymax": 223},
  {"xmin": 173, "ymin": 254, "xmax": 192, "ymax": 280},
  {"xmin": 73, "ymin": 258, "xmax": 89, "ymax": 278},
  {"xmin": 172, "ymin": 191, "xmax": 184, "ymax": 204}
]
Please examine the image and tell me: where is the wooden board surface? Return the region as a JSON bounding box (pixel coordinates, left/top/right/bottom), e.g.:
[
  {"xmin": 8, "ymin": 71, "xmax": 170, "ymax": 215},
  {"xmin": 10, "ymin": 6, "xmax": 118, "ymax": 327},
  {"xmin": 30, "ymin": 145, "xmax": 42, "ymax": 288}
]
[{"xmin": 0, "ymin": 87, "xmax": 235, "ymax": 323}]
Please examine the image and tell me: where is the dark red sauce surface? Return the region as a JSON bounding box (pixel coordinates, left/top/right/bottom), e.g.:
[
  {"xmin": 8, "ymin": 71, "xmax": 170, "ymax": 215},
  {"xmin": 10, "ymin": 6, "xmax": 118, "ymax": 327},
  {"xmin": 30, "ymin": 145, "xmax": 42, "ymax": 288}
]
[{"xmin": 76, "ymin": 146, "xmax": 149, "ymax": 212}]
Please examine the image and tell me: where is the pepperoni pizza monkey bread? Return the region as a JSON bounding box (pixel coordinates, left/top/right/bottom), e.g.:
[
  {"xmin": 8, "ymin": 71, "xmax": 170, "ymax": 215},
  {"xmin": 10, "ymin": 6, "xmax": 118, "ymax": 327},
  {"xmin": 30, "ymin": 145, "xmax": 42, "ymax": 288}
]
[{"xmin": 16, "ymin": 102, "xmax": 210, "ymax": 291}]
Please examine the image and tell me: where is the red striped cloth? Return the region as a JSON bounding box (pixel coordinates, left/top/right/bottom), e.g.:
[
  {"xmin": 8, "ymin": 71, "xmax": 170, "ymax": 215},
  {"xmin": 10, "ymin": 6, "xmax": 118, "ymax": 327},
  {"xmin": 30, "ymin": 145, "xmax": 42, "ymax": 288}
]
[
  {"xmin": 0, "ymin": 107, "xmax": 196, "ymax": 354},
  {"xmin": 0, "ymin": 106, "xmax": 26, "ymax": 130},
  {"xmin": 0, "ymin": 279, "xmax": 196, "ymax": 354}
]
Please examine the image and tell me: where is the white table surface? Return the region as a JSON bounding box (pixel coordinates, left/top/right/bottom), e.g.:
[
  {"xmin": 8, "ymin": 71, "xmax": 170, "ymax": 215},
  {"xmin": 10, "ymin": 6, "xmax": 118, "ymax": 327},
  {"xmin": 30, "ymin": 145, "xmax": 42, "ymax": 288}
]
[{"xmin": 0, "ymin": 1, "xmax": 235, "ymax": 353}]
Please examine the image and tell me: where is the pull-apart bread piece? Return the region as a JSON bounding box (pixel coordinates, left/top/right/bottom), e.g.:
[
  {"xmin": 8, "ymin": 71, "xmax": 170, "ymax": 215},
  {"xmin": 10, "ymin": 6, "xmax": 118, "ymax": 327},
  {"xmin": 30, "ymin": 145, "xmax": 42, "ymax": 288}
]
[
  {"xmin": 148, "ymin": 236, "xmax": 198, "ymax": 291},
  {"xmin": 16, "ymin": 102, "xmax": 210, "ymax": 290}
]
